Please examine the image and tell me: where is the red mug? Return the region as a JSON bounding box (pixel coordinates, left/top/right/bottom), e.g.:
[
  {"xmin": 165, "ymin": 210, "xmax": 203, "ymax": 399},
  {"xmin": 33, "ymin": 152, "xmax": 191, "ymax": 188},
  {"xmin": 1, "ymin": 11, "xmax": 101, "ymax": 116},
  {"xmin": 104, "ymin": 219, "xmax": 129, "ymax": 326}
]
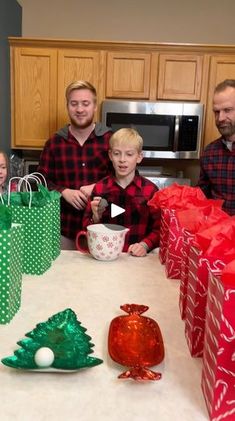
[{"xmin": 75, "ymin": 230, "xmax": 89, "ymax": 253}]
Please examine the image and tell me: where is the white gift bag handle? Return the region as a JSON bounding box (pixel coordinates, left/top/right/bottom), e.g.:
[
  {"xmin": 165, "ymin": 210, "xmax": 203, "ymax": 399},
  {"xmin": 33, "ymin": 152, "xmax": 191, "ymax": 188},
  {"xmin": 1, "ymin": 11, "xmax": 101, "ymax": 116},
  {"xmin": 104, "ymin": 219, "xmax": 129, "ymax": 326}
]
[
  {"xmin": 8, "ymin": 177, "xmax": 32, "ymax": 208},
  {"xmin": 23, "ymin": 172, "xmax": 47, "ymax": 188},
  {"xmin": 18, "ymin": 172, "xmax": 48, "ymax": 197},
  {"xmin": 18, "ymin": 175, "xmax": 41, "ymax": 191},
  {"xmin": 0, "ymin": 192, "xmax": 4, "ymax": 205}
]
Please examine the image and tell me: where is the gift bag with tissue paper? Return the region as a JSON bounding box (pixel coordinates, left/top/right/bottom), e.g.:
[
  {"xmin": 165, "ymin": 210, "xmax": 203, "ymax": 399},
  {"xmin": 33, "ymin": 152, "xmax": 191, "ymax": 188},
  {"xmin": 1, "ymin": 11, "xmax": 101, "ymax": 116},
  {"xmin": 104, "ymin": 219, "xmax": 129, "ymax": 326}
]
[
  {"xmin": 177, "ymin": 204, "xmax": 228, "ymax": 320},
  {"xmin": 163, "ymin": 193, "xmax": 224, "ymax": 280},
  {"xmin": 184, "ymin": 218, "xmax": 235, "ymax": 357},
  {"xmin": 0, "ymin": 203, "xmax": 23, "ymax": 324},
  {"xmin": 22, "ymin": 173, "xmax": 61, "ymax": 261},
  {"xmin": 2, "ymin": 176, "xmax": 61, "ymax": 275},
  {"xmin": 148, "ymin": 183, "xmax": 206, "ymax": 271},
  {"xmin": 201, "ymin": 261, "xmax": 235, "ymax": 421}
]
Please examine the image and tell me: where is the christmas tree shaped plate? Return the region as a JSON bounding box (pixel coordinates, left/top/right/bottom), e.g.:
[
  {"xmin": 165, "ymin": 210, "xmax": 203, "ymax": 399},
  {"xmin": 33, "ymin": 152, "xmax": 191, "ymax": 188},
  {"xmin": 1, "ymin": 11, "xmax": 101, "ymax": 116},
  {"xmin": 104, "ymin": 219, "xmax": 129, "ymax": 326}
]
[{"xmin": 1, "ymin": 308, "xmax": 103, "ymax": 372}]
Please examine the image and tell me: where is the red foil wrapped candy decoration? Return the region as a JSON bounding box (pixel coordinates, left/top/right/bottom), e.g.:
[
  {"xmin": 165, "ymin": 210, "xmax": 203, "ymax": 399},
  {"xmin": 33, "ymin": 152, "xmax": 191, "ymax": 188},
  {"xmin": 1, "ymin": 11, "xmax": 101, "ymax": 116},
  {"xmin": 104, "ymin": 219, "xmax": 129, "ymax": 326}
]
[{"xmin": 108, "ymin": 304, "xmax": 165, "ymax": 380}]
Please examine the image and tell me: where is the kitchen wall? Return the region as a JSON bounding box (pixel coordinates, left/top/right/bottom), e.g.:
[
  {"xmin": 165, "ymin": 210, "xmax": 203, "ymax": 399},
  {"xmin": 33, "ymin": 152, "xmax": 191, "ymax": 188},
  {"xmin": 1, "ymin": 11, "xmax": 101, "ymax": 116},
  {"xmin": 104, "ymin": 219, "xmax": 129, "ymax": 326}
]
[{"xmin": 17, "ymin": 0, "xmax": 235, "ymax": 44}]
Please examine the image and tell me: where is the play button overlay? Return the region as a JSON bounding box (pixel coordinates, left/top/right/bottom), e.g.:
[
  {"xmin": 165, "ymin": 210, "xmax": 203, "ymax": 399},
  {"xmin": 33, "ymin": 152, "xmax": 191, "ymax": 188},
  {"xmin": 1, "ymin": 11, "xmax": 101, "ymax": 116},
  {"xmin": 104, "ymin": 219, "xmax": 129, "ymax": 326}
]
[{"xmin": 111, "ymin": 203, "xmax": 125, "ymax": 218}]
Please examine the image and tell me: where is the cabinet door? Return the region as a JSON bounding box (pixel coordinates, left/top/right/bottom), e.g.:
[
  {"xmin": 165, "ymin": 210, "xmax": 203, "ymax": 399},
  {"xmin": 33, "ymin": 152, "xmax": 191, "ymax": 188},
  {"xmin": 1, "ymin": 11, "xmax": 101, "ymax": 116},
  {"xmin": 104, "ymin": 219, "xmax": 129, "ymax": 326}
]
[
  {"xmin": 106, "ymin": 52, "xmax": 151, "ymax": 99},
  {"xmin": 204, "ymin": 55, "xmax": 235, "ymax": 147},
  {"xmin": 12, "ymin": 48, "xmax": 57, "ymax": 148},
  {"xmin": 158, "ymin": 54, "xmax": 203, "ymax": 100},
  {"xmin": 57, "ymin": 50, "xmax": 101, "ymax": 127}
]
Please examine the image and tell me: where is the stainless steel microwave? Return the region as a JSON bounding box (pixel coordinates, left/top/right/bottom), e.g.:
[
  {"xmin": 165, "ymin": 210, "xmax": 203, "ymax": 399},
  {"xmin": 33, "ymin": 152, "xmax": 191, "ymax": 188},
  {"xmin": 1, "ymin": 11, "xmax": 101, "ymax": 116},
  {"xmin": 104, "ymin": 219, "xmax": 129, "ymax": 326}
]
[{"xmin": 101, "ymin": 100, "xmax": 204, "ymax": 159}]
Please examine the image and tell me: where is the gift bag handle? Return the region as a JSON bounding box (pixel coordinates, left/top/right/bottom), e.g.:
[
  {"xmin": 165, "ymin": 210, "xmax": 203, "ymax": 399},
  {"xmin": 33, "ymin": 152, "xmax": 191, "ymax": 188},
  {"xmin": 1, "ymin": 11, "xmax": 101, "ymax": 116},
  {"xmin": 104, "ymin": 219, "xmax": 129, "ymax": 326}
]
[
  {"xmin": 18, "ymin": 174, "xmax": 41, "ymax": 191},
  {"xmin": 24, "ymin": 172, "xmax": 47, "ymax": 187},
  {"xmin": 0, "ymin": 192, "xmax": 3, "ymax": 205},
  {"xmin": 18, "ymin": 173, "xmax": 48, "ymax": 198},
  {"xmin": 8, "ymin": 177, "xmax": 32, "ymax": 208},
  {"xmin": 8, "ymin": 177, "xmax": 23, "ymax": 197}
]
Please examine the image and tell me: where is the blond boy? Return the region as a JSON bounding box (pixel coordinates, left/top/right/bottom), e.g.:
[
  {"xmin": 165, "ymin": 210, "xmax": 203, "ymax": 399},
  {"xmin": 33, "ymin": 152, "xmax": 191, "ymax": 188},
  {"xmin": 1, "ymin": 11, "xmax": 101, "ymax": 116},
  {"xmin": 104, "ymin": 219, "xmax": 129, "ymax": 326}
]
[{"xmin": 82, "ymin": 128, "xmax": 160, "ymax": 256}]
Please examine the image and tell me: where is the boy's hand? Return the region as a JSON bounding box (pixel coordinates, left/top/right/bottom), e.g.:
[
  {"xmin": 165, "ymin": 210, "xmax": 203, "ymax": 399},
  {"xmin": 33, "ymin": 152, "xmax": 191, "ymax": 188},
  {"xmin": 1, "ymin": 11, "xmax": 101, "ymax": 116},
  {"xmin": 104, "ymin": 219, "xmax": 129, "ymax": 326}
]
[
  {"xmin": 91, "ymin": 197, "xmax": 108, "ymax": 223},
  {"xmin": 128, "ymin": 242, "xmax": 148, "ymax": 257}
]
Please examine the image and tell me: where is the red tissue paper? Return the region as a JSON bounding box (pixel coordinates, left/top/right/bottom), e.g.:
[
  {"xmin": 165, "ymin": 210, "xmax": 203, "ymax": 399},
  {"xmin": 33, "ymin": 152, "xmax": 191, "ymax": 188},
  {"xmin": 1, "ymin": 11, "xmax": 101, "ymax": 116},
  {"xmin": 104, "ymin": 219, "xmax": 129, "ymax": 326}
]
[
  {"xmin": 148, "ymin": 183, "xmax": 206, "ymax": 211},
  {"xmin": 201, "ymin": 261, "xmax": 235, "ymax": 421}
]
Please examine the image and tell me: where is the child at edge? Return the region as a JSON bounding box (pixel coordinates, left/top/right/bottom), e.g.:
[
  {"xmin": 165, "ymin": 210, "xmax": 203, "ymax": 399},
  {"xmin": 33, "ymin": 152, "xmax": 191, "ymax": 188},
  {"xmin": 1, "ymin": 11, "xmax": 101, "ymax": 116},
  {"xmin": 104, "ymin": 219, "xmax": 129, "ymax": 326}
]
[
  {"xmin": 82, "ymin": 128, "xmax": 161, "ymax": 257},
  {"xmin": 0, "ymin": 151, "xmax": 9, "ymax": 194}
]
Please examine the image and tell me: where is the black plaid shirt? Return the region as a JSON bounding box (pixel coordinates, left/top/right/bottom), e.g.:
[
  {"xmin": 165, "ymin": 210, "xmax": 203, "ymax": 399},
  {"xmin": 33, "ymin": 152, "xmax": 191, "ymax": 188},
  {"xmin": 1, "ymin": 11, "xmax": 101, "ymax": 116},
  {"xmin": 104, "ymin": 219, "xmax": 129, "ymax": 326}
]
[
  {"xmin": 38, "ymin": 123, "xmax": 112, "ymax": 239},
  {"xmin": 198, "ymin": 137, "xmax": 235, "ymax": 215}
]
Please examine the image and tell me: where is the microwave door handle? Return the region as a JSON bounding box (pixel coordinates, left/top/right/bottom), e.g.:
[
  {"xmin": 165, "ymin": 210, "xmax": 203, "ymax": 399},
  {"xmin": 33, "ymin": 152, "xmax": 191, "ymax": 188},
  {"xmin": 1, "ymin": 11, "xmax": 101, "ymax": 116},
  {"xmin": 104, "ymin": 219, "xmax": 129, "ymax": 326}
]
[{"xmin": 173, "ymin": 115, "xmax": 180, "ymax": 151}]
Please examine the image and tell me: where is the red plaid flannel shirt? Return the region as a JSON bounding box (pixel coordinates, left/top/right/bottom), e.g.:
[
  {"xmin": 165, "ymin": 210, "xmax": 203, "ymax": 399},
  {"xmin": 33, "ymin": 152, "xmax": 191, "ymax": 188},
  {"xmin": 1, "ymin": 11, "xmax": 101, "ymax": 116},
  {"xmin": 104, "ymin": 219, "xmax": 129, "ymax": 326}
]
[
  {"xmin": 38, "ymin": 124, "xmax": 112, "ymax": 239},
  {"xmin": 82, "ymin": 172, "xmax": 160, "ymax": 251},
  {"xmin": 198, "ymin": 137, "xmax": 235, "ymax": 215}
]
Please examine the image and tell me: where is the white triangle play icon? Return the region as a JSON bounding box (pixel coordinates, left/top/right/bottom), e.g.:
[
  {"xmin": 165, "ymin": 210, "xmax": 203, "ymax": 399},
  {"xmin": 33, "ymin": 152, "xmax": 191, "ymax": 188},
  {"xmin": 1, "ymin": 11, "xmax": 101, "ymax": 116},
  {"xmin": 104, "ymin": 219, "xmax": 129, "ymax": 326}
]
[{"xmin": 111, "ymin": 203, "xmax": 125, "ymax": 218}]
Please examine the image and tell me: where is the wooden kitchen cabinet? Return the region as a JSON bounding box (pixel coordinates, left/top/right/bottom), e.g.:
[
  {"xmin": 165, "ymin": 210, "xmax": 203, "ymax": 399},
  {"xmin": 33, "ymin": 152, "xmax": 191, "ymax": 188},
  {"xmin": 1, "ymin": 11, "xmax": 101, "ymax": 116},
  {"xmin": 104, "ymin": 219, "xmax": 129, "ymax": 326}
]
[
  {"xmin": 9, "ymin": 37, "xmax": 235, "ymax": 151},
  {"xmin": 157, "ymin": 54, "xmax": 203, "ymax": 100},
  {"xmin": 11, "ymin": 47, "xmax": 58, "ymax": 148},
  {"xmin": 57, "ymin": 49, "xmax": 102, "ymax": 127},
  {"xmin": 105, "ymin": 51, "xmax": 151, "ymax": 99},
  {"xmin": 203, "ymin": 55, "xmax": 235, "ymax": 147},
  {"xmin": 11, "ymin": 46, "xmax": 102, "ymax": 148}
]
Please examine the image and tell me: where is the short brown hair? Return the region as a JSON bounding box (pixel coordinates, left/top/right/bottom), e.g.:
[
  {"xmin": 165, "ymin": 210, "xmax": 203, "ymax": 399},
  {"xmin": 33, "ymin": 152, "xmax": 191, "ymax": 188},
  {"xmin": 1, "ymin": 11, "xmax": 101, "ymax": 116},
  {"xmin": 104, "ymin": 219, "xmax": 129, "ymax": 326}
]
[
  {"xmin": 109, "ymin": 128, "xmax": 143, "ymax": 152},
  {"xmin": 65, "ymin": 80, "xmax": 97, "ymax": 103},
  {"xmin": 214, "ymin": 79, "xmax": 235, "ymax": 93}
]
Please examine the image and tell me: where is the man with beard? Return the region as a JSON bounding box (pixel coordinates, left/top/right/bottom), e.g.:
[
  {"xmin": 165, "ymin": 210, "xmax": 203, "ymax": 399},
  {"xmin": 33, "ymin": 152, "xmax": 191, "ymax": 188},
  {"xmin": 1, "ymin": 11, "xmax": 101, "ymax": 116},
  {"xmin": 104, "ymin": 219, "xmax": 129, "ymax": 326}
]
[
  {"xmin": 38, "ymin": 80, "xmax": 112, "ymax": 249},
  {"xmin": 198, "ymin": 79, "xmax": 235, "ymax": 215}
]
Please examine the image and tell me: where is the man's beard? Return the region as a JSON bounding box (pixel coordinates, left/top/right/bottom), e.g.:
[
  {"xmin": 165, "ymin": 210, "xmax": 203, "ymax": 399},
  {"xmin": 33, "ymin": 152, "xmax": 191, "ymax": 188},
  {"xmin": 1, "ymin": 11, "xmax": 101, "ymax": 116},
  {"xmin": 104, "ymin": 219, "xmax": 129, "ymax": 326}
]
[
  {"xmin": 70, "ymin": 115, "xmax": 94, "ymax": 129},
  {"xmin": 217, "ymin": 121, "xmax": 235, "ymax": 139}
]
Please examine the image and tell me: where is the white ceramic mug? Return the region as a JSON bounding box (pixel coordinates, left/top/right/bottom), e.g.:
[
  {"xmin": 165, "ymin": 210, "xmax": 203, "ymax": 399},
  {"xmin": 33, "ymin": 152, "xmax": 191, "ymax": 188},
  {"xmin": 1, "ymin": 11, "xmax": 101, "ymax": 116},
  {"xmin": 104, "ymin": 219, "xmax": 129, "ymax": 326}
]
[{"xmin": 76, "ymin": 224, "xmax": 129, "ymax": 261}]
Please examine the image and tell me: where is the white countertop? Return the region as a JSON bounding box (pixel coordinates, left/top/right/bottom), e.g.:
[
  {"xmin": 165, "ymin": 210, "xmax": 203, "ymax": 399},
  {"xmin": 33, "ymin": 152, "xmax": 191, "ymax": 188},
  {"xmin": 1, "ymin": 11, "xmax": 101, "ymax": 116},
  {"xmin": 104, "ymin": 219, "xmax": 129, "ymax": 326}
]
[{"xmin": 0, "ymin": 251, "xmax": 208, "ymax": 421}]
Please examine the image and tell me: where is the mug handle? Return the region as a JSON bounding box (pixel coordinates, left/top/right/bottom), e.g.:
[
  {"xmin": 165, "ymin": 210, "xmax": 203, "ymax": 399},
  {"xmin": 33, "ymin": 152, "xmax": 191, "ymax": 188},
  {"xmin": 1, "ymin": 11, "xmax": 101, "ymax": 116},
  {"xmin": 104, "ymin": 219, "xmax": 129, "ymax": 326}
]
[{"xmin": 75, "ymin": 230, "xmax": 89, "ymax": 253}]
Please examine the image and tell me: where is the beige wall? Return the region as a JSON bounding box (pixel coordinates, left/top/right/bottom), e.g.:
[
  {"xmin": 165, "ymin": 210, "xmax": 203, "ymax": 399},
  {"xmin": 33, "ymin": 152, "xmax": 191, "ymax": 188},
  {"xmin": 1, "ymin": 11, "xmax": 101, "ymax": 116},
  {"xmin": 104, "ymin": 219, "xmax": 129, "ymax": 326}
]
[{"xmin": 17, "ymin": 0, "xmax": 235, "ymax": 44}]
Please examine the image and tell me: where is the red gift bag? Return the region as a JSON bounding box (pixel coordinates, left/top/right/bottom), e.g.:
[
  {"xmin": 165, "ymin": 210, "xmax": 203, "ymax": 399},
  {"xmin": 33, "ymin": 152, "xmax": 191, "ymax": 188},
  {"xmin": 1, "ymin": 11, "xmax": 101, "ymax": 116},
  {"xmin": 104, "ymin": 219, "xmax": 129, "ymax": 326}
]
[
  {"xmin": 201, "ymin": 263, "xmax": 235, "ymax": 421},
  {"xmin": 184, "ymin": 218, "xmax": 235, "ymax": 356},
  {"xmin": 148, "ymin": 184, "xmax": 206, "ymax": 266},
  {"xmin": 165, "ymin": 201, "xmax": 225, "ymax": 281},
  {"xmin": 179, "ymin": 230, "xmax": 195, "ymax": 319},
  {"xmin": 177, "ymin": 205, "xmax": 228, "ymax": 320},
  {"xmin": 184, "ymin": 246, "xmax": 226, "ymax": 357},
  {"xmin": 164, "ymin": 210, "xmax": 185, "ymax": 279},
  {"xmin": 159, "ymin": 207, "xmax": 173, "ymax": 264}
]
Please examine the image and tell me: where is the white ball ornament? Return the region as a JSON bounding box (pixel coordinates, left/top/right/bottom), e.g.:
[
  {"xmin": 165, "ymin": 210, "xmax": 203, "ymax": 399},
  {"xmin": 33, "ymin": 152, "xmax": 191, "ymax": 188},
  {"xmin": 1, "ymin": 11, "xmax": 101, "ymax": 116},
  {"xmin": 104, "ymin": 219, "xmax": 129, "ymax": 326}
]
[{"xmin": 34, "ymin": 347, "xmax": 55, "ymax": 368}]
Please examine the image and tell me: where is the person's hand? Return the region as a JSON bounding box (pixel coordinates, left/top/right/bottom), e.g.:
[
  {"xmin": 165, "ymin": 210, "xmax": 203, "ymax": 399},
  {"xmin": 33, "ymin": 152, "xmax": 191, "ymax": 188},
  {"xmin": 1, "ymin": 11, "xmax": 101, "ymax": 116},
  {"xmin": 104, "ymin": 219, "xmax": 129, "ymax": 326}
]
[
  {"xmin": 80, "ymin": 184, "xmax": 95, "ymax": 199},
  {"xmin": 62, "ymin": 188, "xmax": 88, "ymax": 210},
  {"xmin": 128, "ymin": 243, "xmax": 147, "ymax": 257},
  {"xmin": 91, "ymin": 196, "xmax": 107, "ymax": 223}
]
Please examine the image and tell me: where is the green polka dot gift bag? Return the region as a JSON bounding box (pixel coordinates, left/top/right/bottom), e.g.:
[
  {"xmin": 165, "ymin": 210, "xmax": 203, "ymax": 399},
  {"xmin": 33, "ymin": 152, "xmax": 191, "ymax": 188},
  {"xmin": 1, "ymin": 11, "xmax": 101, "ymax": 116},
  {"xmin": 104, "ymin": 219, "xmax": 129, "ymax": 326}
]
[
  {"xmin": 3, "ymin": 176, "xmax": 61, "ymax": 276},
  {"xmin": 0, "ymin": 203, "xmax": 23, "ymax": 324},
  {"xmin": 22, "ymin": 174, "xmax": 61, "ymax": 262}
]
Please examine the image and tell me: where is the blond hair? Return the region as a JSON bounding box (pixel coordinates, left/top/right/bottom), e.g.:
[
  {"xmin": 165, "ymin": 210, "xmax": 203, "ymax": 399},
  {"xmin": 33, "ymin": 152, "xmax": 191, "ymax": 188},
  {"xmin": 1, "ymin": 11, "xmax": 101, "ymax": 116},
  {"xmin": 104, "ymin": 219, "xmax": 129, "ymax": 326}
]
[
  {"xmin": 65, "ymin": 80, "xmax": 97, "ymax": 103},
  {"xmin": 109, "ymin": 128, "xmax": 143, "ymax": 152}
]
